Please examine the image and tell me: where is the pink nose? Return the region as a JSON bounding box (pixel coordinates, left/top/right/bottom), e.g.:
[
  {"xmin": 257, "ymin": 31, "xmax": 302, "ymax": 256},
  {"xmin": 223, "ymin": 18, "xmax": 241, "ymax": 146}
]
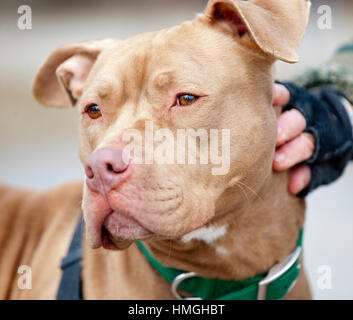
[{"xmin": 85, "ymin": 146, "xmax": 130, "ymax": 194}]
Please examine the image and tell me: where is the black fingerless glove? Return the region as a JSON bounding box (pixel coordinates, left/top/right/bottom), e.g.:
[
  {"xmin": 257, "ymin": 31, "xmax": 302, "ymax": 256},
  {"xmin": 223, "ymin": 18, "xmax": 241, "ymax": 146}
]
[{"xmin": 276, "ymin": 81, "xmax": 353, "ymax": 198}]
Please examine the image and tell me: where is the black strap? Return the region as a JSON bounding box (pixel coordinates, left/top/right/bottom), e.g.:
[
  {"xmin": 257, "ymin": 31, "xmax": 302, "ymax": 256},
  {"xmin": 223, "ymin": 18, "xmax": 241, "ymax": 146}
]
[
  {"xmin": 276, "ymin": 81, "xmax": 353, "ymax": 197},
  {"xmin": 56, "ymin": 217, "xmax": 84, "ymax": 300}
]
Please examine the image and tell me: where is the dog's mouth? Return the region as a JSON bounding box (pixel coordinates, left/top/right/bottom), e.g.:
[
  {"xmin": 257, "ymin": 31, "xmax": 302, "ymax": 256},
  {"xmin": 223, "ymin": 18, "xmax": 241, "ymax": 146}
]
[{"xmin": 97, "ymin": 210, "xmax": 152, "ymax": 250}]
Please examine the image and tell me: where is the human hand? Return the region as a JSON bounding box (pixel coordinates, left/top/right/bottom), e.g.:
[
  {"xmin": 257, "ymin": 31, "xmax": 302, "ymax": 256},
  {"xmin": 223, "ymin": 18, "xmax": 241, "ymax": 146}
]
[{"xmin": 273, "ymin": 84, "xmax": 315, "ymax": 195}]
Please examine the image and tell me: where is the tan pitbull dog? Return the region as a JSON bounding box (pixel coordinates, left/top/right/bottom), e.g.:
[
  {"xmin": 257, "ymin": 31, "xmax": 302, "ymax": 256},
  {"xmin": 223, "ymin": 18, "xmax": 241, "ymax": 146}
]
[{"xmin": 0, "ymin": 0, "xmax": 312, "ymax": 299}]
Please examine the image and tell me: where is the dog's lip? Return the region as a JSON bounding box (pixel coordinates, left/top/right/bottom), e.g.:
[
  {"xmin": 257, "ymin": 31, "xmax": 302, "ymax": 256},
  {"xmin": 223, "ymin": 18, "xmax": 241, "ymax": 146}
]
[
  {"xmin": 86, "ymin": 204, "xmax": 153, "ymax": 250},
  {"xmin": 101, "ymin": 210, "xmax": 152, "ymax": 244}
]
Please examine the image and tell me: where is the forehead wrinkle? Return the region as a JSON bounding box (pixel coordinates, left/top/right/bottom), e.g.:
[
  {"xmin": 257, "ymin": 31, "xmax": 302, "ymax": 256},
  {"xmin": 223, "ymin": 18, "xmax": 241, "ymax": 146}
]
[
  {"xmin": 123, "ymin": 41, "xmax": 155, "ymax": 116},
  {"xmin": 147, "ymin": 34, "xmax": 208, "ymax": 89},
  {"xmin": 97, "ymin": 84, "xmax": 112, "ymax": 100},
  {"xmin": 134, "ymin": 51, "xmax": 151, "ymax": 94},
  {"xmin": 99, "ymin": 79, "xmax": 119, "ymax": 104},
  {"xmin": 84, "ymin": 75, "xmax": 122, "ymax": 109},
  {"xmin": 152, "ymin": 71, "xmax": 174, "ymax": 90}
]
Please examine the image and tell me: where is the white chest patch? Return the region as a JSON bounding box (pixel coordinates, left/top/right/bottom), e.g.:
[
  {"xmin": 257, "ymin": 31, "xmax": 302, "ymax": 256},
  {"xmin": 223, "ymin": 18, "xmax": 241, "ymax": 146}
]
[{"xmin": 181, "ymin": 225, "xmax": 228, "ymax": 244}]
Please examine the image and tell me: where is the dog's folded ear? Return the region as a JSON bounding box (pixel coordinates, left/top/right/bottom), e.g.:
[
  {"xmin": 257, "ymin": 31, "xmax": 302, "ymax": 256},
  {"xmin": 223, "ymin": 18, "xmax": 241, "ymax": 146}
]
[
  {"xmin": 204, "ymin": 0, "xmax": 311, "ymax": 63},
  {"xmin": 33, "ymin": 39, "xmax": 115, "ymax": 108}
]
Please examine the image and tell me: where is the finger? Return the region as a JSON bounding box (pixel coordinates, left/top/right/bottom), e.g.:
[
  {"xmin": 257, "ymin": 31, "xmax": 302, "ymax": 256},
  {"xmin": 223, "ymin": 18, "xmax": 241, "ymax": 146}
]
[
  {"xmin": 273, "ymin": 133, "xmax": 315, "ymax": 171},
  {"xmin": 288, "ymin": 165, "xmax": 311, "ymax": 195},
  {"xmin": 277, "ymin": 109, "xmax": 307, "ymax": 147},
  {"xmin": 273, "ymin": 84, "xmax": 290, "ymax": 107}
]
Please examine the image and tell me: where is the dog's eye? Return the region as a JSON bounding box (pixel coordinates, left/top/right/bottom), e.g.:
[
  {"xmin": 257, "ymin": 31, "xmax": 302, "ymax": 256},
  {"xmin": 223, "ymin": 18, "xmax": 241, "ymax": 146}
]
[
  {"xmin": 177, "ymin": 94, "xmax": 199, "ymax": 107},
  {"xmin": 86, "ymin": 104, "xmax": 102, "ymax": 120}
]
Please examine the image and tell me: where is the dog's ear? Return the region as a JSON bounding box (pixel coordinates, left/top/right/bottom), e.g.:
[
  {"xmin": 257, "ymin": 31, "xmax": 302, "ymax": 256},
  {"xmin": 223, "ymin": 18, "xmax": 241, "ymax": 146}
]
[
  {"xmin": 33, "ymin": 39, "xmax": 115, "ymax": 108},
  {"xmin": 204, "ymin": 0, "xmax": 311, "ymax": 63}
]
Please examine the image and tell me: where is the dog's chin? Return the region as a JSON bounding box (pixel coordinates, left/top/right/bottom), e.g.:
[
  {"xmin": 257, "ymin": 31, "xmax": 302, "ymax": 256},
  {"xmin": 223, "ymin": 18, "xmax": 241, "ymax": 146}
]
[
  {"xmin": 101, "ymin": 229, "xmax": 134, "ymax": 250},
  {"xmin": 100, "ymin": 211, "xmax": 152, "ymax": 250}
]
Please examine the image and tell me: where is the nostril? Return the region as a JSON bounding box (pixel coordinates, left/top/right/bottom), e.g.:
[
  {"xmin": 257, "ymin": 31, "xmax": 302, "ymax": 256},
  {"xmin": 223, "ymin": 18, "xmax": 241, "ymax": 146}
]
[
  {"xmin": 85, "ymin": 165, "xmax": 94, "ymax": 179},
  {"xmin": 106, "ymin": 161, "xmax": 128, "ymax": 174},
  {"xmin": 107, "ymin": 163, "xmax": 115, "ymax": 173}
]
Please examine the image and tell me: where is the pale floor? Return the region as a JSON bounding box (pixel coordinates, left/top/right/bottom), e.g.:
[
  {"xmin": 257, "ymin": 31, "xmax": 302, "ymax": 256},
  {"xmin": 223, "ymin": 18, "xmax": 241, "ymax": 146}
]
[{"xmin": 1, "ymin": 0, "xmax": 352, "ymax": 299}]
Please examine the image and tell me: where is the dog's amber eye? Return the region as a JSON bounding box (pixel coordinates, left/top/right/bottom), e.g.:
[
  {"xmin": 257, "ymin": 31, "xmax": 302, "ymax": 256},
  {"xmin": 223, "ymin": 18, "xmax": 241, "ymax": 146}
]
[
  {"xmin": 86, "ymin": 105, "xmax": 102, "ymax": 119},
  {"xmin": 177, "ymin": 94, "xmax": 199, "ymax": 107}
]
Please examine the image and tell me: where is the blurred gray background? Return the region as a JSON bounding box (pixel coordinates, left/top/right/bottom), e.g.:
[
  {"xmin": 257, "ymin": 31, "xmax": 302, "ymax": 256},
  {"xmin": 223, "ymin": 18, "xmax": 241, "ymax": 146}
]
[{"xmin": 0, "ymin": 0, "xmax": 352, "ymax": 299}]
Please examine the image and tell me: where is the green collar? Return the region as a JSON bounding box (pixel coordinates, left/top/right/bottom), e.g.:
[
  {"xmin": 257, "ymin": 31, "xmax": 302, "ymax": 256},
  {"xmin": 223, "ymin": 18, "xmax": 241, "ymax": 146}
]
[{"xmin": 136, "ymin": 229, "xmax": 303, "ymax": 300}]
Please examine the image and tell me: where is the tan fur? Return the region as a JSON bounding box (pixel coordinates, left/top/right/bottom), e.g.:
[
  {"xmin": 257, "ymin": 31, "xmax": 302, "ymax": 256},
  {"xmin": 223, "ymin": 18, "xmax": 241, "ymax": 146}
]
[{"xmin": 1, "ymin": 0, "xmax": 312, "ymax": 299}]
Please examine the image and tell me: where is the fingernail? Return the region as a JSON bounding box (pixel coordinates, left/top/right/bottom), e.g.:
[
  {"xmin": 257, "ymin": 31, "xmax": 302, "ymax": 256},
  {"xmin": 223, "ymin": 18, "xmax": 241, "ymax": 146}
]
[
  {"xmin": 275, "ymin": 153, "xmax": 285, "ymax": 164},
  {"xmin": 299, "ymin": 180, "xmax": 305, "ymax": 192}
]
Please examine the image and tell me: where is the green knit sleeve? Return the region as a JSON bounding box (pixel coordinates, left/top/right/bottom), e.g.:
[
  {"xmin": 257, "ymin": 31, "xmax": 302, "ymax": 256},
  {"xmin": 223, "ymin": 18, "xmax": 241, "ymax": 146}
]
[{"xmin": 294, "ymin": 42, "xmax": 353, "ymax": 104}]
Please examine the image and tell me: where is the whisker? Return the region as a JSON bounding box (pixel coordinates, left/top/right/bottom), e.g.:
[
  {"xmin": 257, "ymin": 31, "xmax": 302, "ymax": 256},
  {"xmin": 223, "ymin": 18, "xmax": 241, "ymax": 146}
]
[
  {"xmin": 234, "ymin": 182, "xmax": 250, "ymax": 205},
  {"xmin": 236, "ymin": 180, "xmax": 264, "ymax": 202}
]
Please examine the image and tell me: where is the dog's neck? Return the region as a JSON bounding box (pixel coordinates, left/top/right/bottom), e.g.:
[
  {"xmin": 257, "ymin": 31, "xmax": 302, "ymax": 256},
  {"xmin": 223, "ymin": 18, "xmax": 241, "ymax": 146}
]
[{"xmin": 144, "ymin": 170, "xmax": 305, "ymax": 281}]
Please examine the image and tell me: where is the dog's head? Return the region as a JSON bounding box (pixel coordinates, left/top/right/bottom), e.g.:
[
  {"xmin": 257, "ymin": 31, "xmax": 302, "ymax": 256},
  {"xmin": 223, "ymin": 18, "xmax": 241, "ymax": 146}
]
[{"xmin": 33, "ymin": 0, "xmax": 310, "ymax": 250}]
